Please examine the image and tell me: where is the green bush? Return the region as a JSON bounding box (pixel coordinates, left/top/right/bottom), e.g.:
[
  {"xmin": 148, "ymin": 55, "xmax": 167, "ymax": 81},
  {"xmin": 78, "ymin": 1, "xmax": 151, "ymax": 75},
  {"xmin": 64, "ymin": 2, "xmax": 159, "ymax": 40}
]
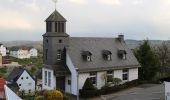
[
  {"xmin": 112, "ymin": 78, "xmax": 122, "ymax": 85},
  {"xmin": 80, "ymin": 78, "xmax": 100, "ymax": 98}
]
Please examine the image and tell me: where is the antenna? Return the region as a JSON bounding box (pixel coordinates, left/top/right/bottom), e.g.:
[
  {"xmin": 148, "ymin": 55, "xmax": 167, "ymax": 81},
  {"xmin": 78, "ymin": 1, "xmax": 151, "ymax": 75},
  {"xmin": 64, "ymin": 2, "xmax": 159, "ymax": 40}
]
[{"xmin": 52, "ymin": 0, "xmax": 58, "ymax": 10}]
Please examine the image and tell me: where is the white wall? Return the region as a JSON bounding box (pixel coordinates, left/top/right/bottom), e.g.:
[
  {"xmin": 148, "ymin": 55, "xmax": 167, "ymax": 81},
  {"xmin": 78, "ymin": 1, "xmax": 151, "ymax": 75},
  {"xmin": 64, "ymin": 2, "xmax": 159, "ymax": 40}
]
[
  {"xmin": 65, "ymin": 75, "xmax": 71, "ymax": 93},
  {"xmin": 97, "ymin": 72, "xmax": 106, "ymax": 89},
  {"xmin": 78, "ymin": 73, "xmax": 89, "ymax": 89},
  {"xmin": 165, "ymin": 82, "xmax": 170, "ymax": 100},
  {"xmin": 42, "ymin": 68, "xmax": 56, "ymax": 90},
  {"xmin": 0, "ymin": 45, "xmax": 6, "ymax": 56},
  {"xmin": 129, "ymin": 68, "xmax": 138, "ymax": 81},
  {"xmin": 10, "ymin": 50, "xmax": 30, "ymax": 59},
  {"xmin": 16, "ymin": 70, "xmax": 35, "ymax": 93},
  {"xmin": 29, "ymin": 48, "xmax": 38, "ymax": 57},
  {"xmin": 114, "ymin": 70, "xmax": 123, "ymax": 80},
  {"xmin": 66, "ymin": 54, "xmax": 77, "ymax": 95}
]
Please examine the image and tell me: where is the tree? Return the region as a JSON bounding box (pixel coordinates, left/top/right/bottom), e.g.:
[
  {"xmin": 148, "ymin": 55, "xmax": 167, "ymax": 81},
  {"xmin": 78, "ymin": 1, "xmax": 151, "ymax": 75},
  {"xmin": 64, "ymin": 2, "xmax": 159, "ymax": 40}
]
[
  {"xmin": 134, "ymin": 40, "xmax": 159, "ymax": 81},
  {"xmin": 154, "ymin": 41, "xmax": 170, "ymax": 76}
]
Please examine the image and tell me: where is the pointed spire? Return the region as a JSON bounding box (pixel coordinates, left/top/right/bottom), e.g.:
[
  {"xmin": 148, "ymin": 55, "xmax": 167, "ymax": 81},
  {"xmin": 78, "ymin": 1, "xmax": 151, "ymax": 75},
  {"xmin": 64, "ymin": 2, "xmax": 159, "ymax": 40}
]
[{"xmin": 46, "ymin": 10, "xmax": 67, "ymax": 22}]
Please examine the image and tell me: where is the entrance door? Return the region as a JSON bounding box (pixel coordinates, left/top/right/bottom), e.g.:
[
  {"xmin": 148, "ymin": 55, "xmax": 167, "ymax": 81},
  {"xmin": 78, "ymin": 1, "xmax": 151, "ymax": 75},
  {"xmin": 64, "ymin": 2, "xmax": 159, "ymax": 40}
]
[{"xmin": 56, "ymin": 76, "xmax": 65, "ymax": 91}]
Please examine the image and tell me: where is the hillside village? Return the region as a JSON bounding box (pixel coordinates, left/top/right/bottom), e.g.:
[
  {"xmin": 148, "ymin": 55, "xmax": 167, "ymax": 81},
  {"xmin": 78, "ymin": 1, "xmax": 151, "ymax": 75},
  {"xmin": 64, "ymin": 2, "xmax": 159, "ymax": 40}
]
[{"xmin": 1, "ymin": 1, "xmax": 170, "ymax": 100}]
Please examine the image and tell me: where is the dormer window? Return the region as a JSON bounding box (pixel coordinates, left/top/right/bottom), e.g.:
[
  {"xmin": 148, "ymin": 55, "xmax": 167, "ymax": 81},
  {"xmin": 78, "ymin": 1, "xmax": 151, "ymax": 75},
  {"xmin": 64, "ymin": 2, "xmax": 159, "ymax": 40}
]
[
  {"xmin": 118, "ymin": 50, "xmax": 127, "ymax": 60},
  {"xmin": 57, "ymin": 50, "xmax": 62, "ymax": 61},
  {"xmin": 103, "ymin": 50, "xmax": 112, "ymax": 61},
  {"xmin": 82, "ymin": 51, "xmax": 92, "ymax": 61}
]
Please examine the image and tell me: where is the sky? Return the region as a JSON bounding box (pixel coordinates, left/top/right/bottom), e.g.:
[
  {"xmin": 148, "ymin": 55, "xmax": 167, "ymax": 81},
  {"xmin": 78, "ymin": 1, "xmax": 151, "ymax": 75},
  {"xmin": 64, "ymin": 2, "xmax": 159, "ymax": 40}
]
[{"xmin": 0, "ymin": 0, "xmax": 170, "ymax": 41}]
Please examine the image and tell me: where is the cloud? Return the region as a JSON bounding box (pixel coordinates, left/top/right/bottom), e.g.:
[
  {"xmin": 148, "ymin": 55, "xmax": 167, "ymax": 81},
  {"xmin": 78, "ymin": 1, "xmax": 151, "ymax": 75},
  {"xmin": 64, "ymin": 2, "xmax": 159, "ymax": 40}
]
[
  {"xmin": 98, "ymin": 0, "xmax": 121, "ymax": 5},
  {"xmin": 132, "ymin": 0, "xmax": 143, "ymax": 5},
  {"xmin": 69, "ymin": 0, "xmax": 87, "ymax": 4},
  {"xmin": 0, "ymin": 12, "xmax": 32, "ymax": 30}
]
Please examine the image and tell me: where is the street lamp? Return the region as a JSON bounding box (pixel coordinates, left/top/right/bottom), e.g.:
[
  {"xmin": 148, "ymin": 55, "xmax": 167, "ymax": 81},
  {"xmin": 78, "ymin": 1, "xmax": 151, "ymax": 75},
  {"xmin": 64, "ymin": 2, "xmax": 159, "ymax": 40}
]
[{"xmin": 75, "ymin": 68, "xmax": 79, "ymax": 100}]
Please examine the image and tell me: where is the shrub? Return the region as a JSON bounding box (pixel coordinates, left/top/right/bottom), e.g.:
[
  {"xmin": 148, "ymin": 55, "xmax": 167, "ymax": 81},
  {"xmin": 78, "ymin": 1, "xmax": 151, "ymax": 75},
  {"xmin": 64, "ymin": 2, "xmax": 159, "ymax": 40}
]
[
  {"xmin": 112, "ymin": 78, "xmax": 122, "ymax": 85},
  {"xmin": 35, "ymin": 96, "xmax": 44, "ymax": 100},
  {"xmin": 80, "ymin": 78, "xmax": 100, "ymax": 98},
  {"xmin": 43, "ymin": 90, "xmax": 63, "ymax": 100}
]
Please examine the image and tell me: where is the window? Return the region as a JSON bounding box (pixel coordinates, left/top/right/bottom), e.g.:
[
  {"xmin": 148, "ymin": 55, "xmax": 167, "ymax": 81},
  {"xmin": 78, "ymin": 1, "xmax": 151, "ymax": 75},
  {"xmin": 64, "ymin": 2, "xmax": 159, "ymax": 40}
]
[
  {"xmin": 46, "ymin": 39, "xmax": 48, "ymax": 43},
  {"xmin": 103, "ymin": 50, "xmax": 112, "ymax": 61},
  {"xmin": 122, "ymin": 69, "xmax": 128, "ymax": 81},
  {"xmin": 45, "ymin": 71, "xmax": 47, "ymax": 85},
  {"xmin": 46, "ymin": 49, "xmax": 48, "ymax": 60},
  {"xmin": 107, "ymin": 71, "xmax": 113, "ymax": 83},
  {"xmin": 118, "ymin": 50, "xmax": 127, "ymax": 60},
  {"xmin": 107, "ymin": 55, "xmax": 111, "ymax": 61},
  {"xmin": 89, "ymin": 72, "xmax": 97, "ymax": 85},
  {"xmin": 21, "ymin": 77, "xmax": 23, "ymax": 80},
  {"xmin": 26, "ymin": 77, "xmax": 29, "ymax": 79},
  {"xmin": 58, "ymin": 22, "xmax": 61, "ymax": 32},
  {"xmin": 61, "ymin": 23, "xmax": 64, "ymax": 32},
  {"xmin": 29, "ymin": 89, "xmax": 31, "ymax": 93},
  {"xmin": 46, "ymin": 22, "xmax": 52, "ymax": 32},
  {"xmin": 59, "ymin": 40, "xmax": 62, "ymax": 43},
  {"xmin": 68, "ymin": 80, "xmax": 71, "ymax": 85},
  {"xmin": 87, "ymin": 56, "xmax": 91, "ymax": 61},
  {"xmin": 55, "ymin": 22, "xmax": 58, "ymax": 32},
  {"xmin": 57, "ymin": 50, "xmax": 61, "ymax": 61},
  {"xmin": 19, "ymin": 84, "xmax": 21, "ymax": 86},
  {"xmin": 48, "ymin": 72, "xmax": 51, "ymax": 87}
]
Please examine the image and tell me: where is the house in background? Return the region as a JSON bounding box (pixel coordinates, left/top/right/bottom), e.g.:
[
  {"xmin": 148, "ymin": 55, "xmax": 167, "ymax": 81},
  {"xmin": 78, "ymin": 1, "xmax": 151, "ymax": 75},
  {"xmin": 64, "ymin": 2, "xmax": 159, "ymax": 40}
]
[
  {"xmin": 42, "ymin": 9, "xmax": 140, "ymax": 95},
  {"xmin": 6, "ymin": 67, "xmax": 35, "ymax": 93},
  {"xmin": 10, "ymin": 47, "xmax": 30, "ymax": 59},
  {"xmin": 0, "ymin": 44, "xmax": 6, "ymax": 56},
  {"xmin": 28, "ymin": 47, "xmax": 38, "ymax": 58}
]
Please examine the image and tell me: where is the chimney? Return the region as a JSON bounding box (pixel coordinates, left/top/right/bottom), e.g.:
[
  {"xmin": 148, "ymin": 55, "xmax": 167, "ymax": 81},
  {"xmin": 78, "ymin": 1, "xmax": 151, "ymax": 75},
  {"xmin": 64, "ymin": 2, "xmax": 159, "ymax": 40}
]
[{"xmin": 118, "ymin": 35, "xmax": 124, "ymax": 42}]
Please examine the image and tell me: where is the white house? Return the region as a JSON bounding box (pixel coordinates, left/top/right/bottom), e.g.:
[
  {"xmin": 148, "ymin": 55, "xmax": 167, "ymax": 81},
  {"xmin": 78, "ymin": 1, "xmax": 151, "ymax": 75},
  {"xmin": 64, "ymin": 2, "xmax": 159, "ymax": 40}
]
[
  {"xmin": 10, "ymin": 47, "xmax": 30, "ymax": 59},
  {"xmin": 42, "ymin": 9, "xmax": 140, "ymax": 95},
  {"xmin": 0, "ymin": 44, "xmax": 6, "ymax": 56},
  {"xmin": 10, "ymin": 47, "xmax": 38, "ymax": 59},
  {"xmin": 28, "ymin": 47, "xmax": 38, "ymax": 58},
  {"xmin": 6, "ymin": 67, "xmax": 35, "ymax": 93}
]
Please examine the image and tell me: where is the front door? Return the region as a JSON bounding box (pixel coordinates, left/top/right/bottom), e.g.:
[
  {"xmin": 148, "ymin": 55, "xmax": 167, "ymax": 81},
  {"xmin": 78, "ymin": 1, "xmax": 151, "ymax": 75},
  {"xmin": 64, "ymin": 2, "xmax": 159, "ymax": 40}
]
[{"xmin": 56, "ymin": 76, "xmax": 65, "ymax": 91}]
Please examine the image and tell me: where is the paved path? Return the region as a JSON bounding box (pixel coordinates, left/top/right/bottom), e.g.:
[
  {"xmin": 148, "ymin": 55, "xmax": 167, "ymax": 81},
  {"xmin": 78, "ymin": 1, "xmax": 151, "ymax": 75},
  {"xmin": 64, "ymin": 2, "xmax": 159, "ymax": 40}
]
[{"xmin": 102, "ymin": 84, "xmax": 164, "ymax": 100}]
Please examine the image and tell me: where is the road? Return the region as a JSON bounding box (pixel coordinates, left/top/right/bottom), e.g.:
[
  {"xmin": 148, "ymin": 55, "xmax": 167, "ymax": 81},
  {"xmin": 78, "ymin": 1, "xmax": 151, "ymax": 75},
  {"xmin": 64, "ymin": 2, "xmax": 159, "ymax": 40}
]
[{"xmin": 102, "ymin": 84, "xmax": 164, "ymax": 100}]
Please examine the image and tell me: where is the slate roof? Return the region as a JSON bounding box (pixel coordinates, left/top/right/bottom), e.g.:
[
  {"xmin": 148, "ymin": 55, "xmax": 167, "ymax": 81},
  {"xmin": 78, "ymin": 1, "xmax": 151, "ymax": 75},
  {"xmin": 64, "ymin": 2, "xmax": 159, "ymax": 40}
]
[
  {"xmin": 43, "ymin": 64, "xmax": 70, "ymax": 76},
  {"xmin": 43, "ymin": 32, "xmax": 69, "ymax": 37},
  {"xmin": 6, "ymin": 67, "xmax": 34, "ymax": 82},
  {"xmin": 10, "ymin": 46, "xmax": 28, "ymax": 51},
  {"xmin": 46, "ymin": 10, "xmax": 67, "ymax": 22},
  {"xmin": 67, "ymin": 37, "xmax": 140, "ymax": 72}
]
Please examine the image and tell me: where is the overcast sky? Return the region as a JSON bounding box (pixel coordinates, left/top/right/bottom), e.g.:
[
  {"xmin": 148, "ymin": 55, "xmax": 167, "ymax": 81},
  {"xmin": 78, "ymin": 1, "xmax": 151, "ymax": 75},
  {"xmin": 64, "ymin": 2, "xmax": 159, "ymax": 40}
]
[{"xmin": 0, "ymin": 0, "xmax": 170, "ymax": 41}]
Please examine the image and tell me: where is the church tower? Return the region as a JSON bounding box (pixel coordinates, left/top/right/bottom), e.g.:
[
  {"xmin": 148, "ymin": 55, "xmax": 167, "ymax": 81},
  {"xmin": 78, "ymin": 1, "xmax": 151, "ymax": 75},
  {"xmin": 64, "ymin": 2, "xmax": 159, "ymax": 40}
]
[{"xmin": 43, "ymin": 10, "xmax": 69, "ymax": 65}]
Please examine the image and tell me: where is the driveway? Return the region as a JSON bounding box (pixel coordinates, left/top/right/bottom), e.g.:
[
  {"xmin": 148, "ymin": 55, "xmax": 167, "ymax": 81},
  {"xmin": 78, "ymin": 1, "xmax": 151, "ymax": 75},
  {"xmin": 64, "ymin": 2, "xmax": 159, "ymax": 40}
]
[{"xmin": 101, "ymin": 84, "xmax": 164, "ymax": 100}]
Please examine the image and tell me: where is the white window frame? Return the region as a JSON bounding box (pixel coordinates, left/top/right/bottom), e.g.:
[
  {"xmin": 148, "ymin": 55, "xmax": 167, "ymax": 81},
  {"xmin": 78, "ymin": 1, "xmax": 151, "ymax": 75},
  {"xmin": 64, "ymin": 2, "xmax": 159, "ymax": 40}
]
[
  {"xmin": 107, "ymin": 54, "xmax": 111, "ymax": 61},
  {"xmin": 57, "ymin": 53, "xmax": 61, "ymax": 60},
  {"xmin": 107, "ymin": 70, "xmax": 113, "ymax": 83},
  {"xmin": 89, "ymin": 72, "xmax": 97, "ymax": 86},
  {"xmin": 48, "ymin": 72, "xmax": 51, "ymax": 87},
  {"xmin": 87, "ymin": 56, "xmax": 91, "ymax": 61},
  {"xmin": 44, "ymin": 71, "xmax": 47, "ymax": 85}
]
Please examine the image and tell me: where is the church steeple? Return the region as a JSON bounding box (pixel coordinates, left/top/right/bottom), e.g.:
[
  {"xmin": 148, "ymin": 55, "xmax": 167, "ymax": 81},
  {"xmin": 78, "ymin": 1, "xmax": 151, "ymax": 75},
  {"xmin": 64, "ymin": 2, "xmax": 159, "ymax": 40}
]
[
  {"xmin": 43, "ymin": 9, "xmax": 69, "ymax": 65},
  {"xmin": 45, "ymin": 10, "xmax": 67, "ymax": 34}
]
